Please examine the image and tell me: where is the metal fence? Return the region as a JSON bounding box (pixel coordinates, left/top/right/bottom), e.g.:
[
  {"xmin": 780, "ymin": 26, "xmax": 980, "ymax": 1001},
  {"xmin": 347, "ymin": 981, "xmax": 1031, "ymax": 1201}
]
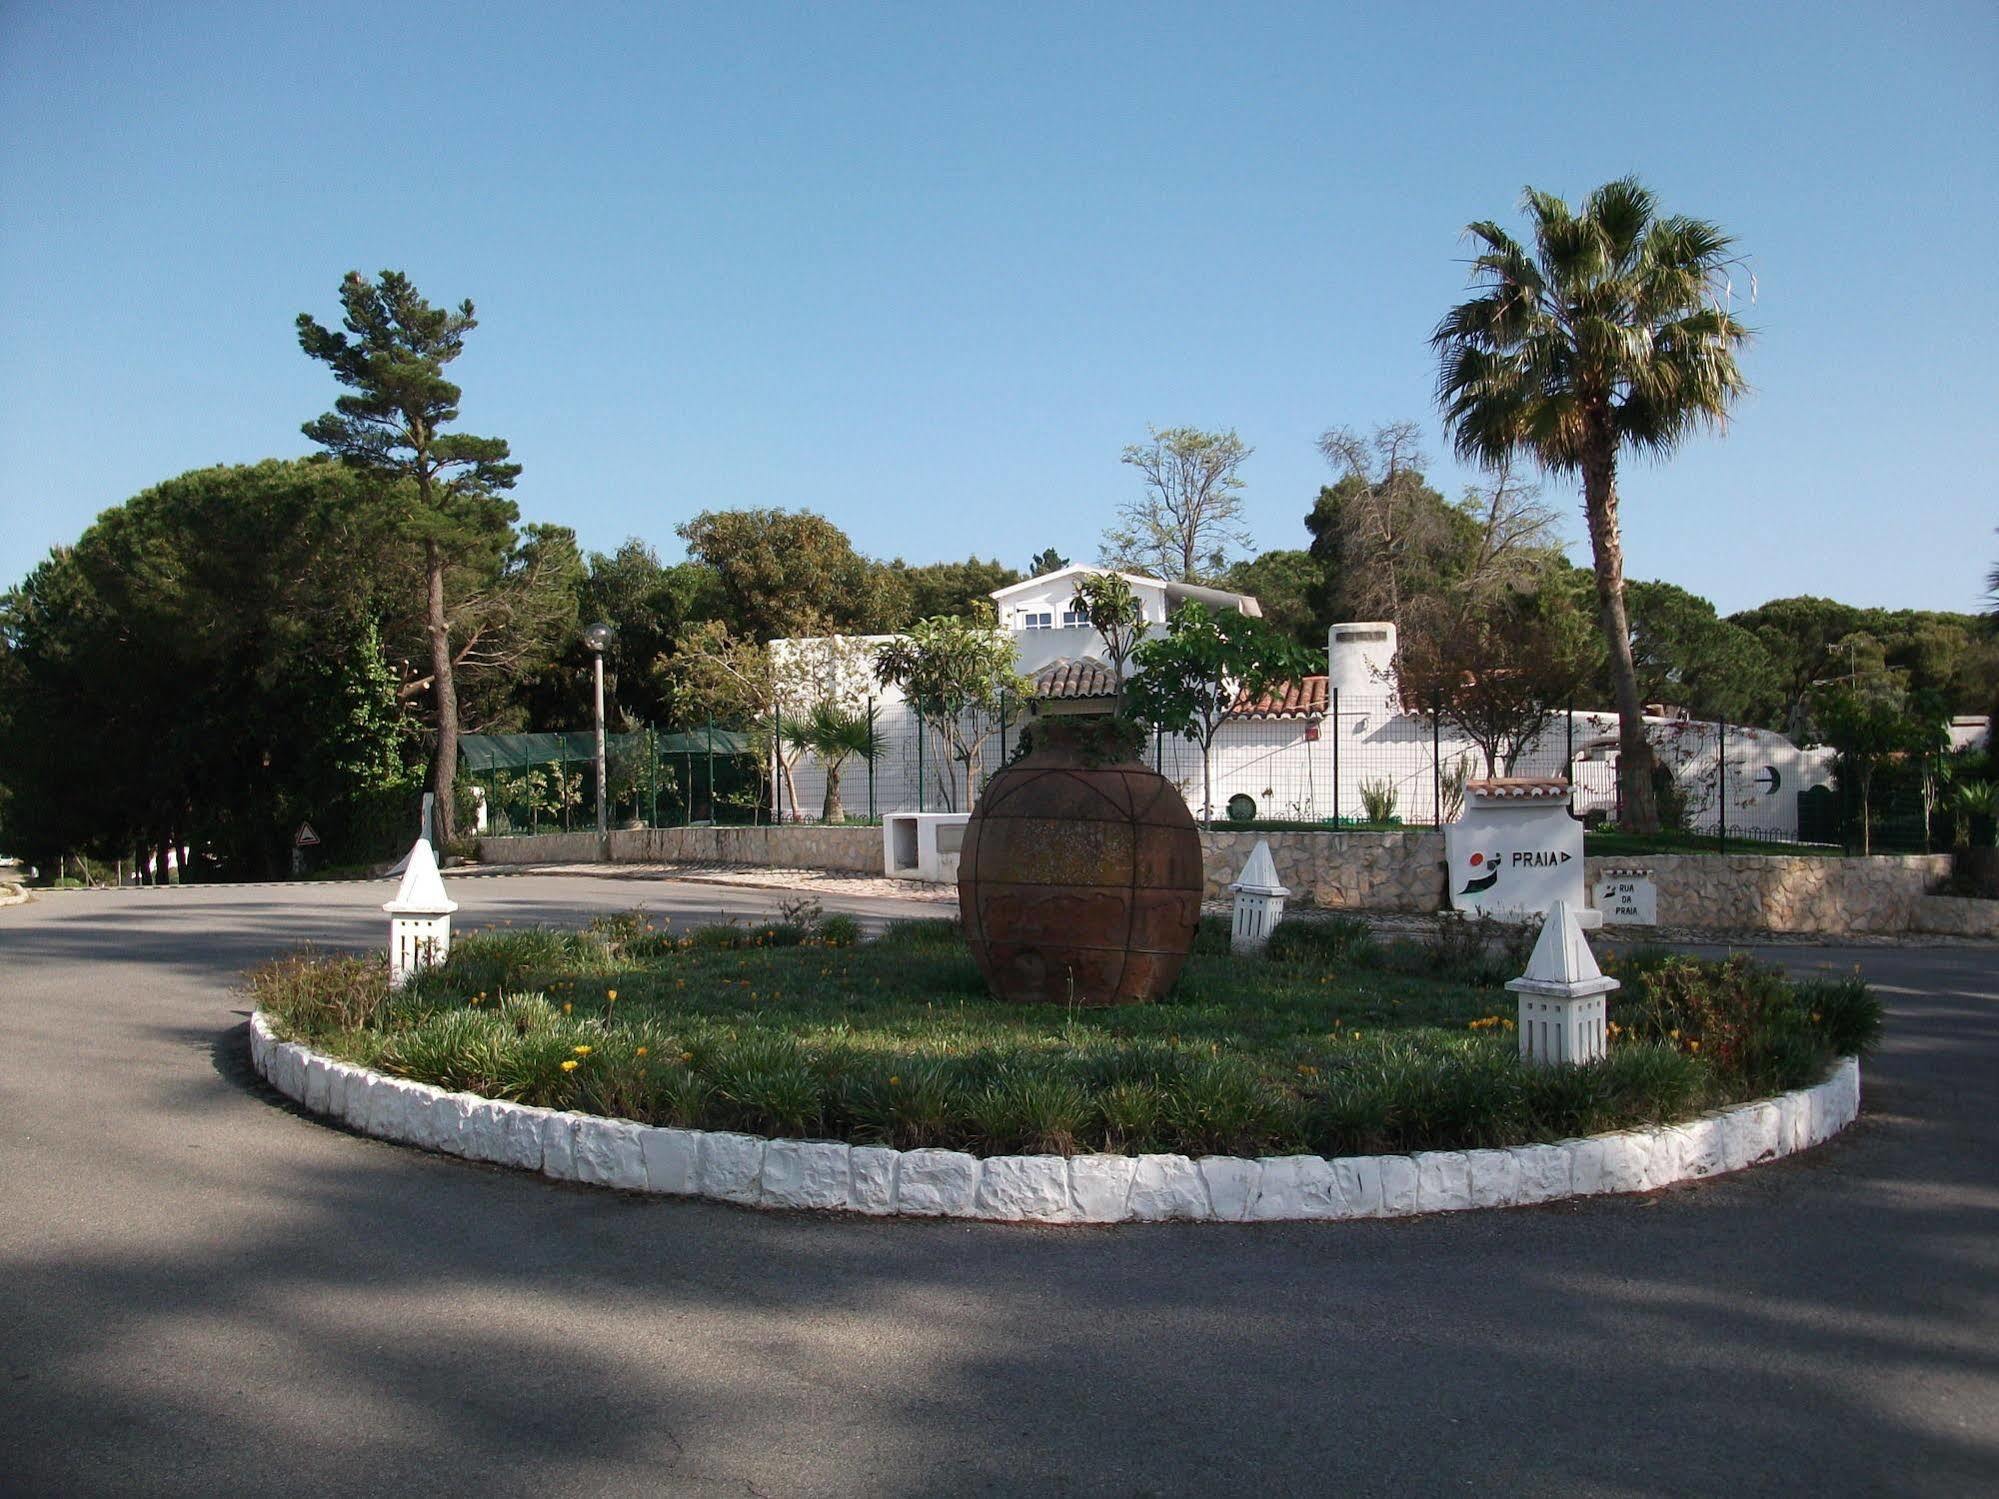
[{"xmin": 477, "ymin": 700, "xmax": 1952, "ymax": 855}]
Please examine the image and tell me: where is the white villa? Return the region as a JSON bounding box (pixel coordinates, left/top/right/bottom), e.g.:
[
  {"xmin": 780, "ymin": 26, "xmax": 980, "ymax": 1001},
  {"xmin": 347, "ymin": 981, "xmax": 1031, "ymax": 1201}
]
[{"xmin": 774, "ymin": 566, "xmax": 1837, "ymax": 838}]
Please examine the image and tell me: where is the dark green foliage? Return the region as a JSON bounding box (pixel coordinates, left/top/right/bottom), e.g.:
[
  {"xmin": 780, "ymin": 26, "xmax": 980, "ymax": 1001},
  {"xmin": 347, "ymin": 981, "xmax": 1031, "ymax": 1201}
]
[
  {"xmin": 890, "ymin": 556, "xmax": 1023, "ymax": 622},
  {"xmin": 1613, "ymin": 952, "xmax": 1880, "ymax": 1095},
  {"xmin": 1266, "ymin": 916, "xmax": 1375, "ymax": 967},
  {"xmin": 1620, "ymin": 580, "xmax": 1783, "ymax": 725},
  {"xmin": 0, "ymin": 460, "xmax": 423, "ymax": 875},
  {"xmin": 1027, "ymin": 548, "xmax": 1070, "ymax": 578},
  {"xmin": 817, "ymin": 914, "xmax": 863, "ymax": 948},
  {"xmin": 1790, "ymin": 974, "xmax": 1884, "ymax": 1058},
  {"xmin": 298, "ymin": 270, "xmax": 522, "ymax": 846},
  {"xmin": 677, "ymin": 507, "xmax": 903, "ymax": 641},
  {"xmin": 1219, "ymin": 549, "xmax": 1322, "ymax": 650}
]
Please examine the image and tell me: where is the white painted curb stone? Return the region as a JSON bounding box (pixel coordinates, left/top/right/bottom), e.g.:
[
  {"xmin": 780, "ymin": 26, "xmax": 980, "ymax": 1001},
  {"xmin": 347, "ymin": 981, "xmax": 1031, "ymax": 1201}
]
[{"xmin": 249, "ymin": 1013, "xmax": 1863, "ymax": 1225}]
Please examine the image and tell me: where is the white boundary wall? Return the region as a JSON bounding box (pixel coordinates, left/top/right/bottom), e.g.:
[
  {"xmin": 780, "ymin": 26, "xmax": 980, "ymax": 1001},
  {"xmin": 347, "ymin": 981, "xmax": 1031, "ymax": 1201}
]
[{"xmin": 252, "ymin": 1012, "xmax": 1861, "ymax": 1224}]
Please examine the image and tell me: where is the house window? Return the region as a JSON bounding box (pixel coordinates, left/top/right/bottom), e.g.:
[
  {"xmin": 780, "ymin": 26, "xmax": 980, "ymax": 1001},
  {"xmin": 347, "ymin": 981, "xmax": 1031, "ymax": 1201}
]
[
  {"xmin": 1061, "ymin": 608, "xmax": 1085, "ymax": 627},
  {"xmin": 1021, "ymin": 611, "xmax": 1053, "ymax": 630}
]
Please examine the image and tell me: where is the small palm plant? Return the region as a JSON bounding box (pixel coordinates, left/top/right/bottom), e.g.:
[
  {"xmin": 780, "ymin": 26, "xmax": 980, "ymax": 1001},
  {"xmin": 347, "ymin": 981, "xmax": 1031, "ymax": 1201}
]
[
  {"xmin": 796, "ymin": 702, "xmax": 876, "ymax": 823},
  {"xmin": 1954, "ymin": 780, "xmax": 1997, "ymax": 847}
]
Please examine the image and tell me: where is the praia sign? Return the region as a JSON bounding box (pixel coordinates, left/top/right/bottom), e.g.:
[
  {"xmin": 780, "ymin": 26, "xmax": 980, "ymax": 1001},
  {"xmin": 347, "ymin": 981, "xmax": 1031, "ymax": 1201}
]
[{"xmin": 1444, "ymin": 779, "xmax": 1597, "ymax": 927}]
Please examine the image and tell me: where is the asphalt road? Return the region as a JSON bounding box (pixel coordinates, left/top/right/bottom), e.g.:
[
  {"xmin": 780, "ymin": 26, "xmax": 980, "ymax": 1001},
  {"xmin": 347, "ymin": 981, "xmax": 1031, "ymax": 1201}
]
[{"xmin": 1, "ymin": 873, "xmax": 1994, "ymax": 1497}]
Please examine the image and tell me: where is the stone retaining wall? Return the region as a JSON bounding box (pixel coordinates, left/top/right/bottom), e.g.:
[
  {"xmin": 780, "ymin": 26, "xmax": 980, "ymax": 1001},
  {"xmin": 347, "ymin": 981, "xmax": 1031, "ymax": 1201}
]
[
  {"xmin": 1201, "ymin": 830, "xmax": 1447, "ymax": 913},
  {"xmin": 479, "ymin": 825, "xmax": 883, "ymax": 873},
  {"xmin": 479, "ymin": 826, "xmax": 1952, "ymax": 936},
  {"xmin": 1609, "ymin": 852, "xmax": 1950, "ymax": 935},
  {"xmin": 1912, "ymin": 894, "xmax": 1999, "ymax": 939},
  {"xmin": 250, "ymin": 1012, "xmax": 1861, "ymax": 1223}
]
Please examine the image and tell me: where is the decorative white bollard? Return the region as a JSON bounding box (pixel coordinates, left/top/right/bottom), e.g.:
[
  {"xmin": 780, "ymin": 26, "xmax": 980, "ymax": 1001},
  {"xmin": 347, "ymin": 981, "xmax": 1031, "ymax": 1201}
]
[
  {"xmin": 1505, "ymin": 900, "xmax": 1618, "ymax": 1066},
  {"xmin": 1229, "ymin": 839, "xmax": 1291, "ymax": 956},
  {"xmin": 384, "ymin": 837, "xmax": 458, "ymax": 987}
]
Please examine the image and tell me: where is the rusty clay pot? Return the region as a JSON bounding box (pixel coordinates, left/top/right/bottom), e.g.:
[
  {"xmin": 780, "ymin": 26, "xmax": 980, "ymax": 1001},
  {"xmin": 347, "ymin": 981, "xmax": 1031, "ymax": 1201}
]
[{"xmin": 958, "ymin": 729, "xmax": 1203, "ymax": 1005}]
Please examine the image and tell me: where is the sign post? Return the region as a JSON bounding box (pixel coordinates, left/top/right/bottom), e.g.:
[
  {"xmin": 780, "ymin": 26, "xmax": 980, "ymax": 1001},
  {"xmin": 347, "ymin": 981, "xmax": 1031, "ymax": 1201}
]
[
  {"xmin": 1592, "ymin": 866, "xmax": 1658, "ymax": 926},
  {"xmin": 1444, "ymin": 778, "xmax": 1600, "ymax": 928}
]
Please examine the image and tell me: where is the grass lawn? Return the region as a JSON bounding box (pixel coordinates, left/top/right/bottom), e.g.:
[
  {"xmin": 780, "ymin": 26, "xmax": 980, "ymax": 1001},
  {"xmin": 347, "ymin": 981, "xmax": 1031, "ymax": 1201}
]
[{"xmin": 253, "ymin": 912, "xmax": 1878, "ymax": 1161}]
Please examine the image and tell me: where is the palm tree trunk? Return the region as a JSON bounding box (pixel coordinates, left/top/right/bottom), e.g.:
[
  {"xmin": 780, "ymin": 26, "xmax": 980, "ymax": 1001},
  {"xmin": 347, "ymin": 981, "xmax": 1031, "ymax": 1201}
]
[
  {"xmin": 822, "ymin": 758, "xmax": 845, "ymax": 824},
  {"xmin": 1580, "ymin": 435, "xmax": 1660, "ymax": 834},
  {"xmin": 426, "ymin": 538, "xmax": 460, "ymax": 847}
]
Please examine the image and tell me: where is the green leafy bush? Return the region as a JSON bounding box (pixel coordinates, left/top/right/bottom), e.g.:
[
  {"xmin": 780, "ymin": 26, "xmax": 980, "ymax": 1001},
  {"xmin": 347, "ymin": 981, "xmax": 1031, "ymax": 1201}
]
[
  {"xmin": 817, "ymin": 913, "xmax": 863, "ymax": 947},
  {"xmin": 1267, "ymin": 915, "xmax": 1375, "ymax": 967},
  {"xmin": 252, "ymin": 917, "xmax": 1879, "ymax": 1160}
]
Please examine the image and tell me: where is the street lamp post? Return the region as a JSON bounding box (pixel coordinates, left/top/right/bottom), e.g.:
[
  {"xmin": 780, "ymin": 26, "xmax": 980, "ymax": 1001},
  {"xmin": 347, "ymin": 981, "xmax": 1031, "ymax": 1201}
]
[{"xmin": 583, "ymin": 622, "xmax": 616, "ymax": 860}]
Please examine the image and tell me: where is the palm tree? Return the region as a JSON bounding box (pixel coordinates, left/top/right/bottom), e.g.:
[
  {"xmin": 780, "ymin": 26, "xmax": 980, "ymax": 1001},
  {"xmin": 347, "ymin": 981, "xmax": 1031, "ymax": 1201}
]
[
  {"xmin": 1432, "ymin": 178, "xmax": 1749, "ymax": 832},
  {"xmin": 795, "ymin": 702, "xmax": 876, "ymax": 823}
]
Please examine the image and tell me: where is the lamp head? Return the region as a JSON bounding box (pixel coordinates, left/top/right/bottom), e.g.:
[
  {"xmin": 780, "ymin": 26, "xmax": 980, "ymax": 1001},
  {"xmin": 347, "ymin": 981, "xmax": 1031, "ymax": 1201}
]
[{"xmin": 583, "ymin": 621, "xmax": 616, "ymax": 654}]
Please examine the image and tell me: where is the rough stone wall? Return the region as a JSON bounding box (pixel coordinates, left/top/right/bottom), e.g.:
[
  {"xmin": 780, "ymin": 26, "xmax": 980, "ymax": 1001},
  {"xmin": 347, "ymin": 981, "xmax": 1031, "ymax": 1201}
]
[
  {"xmin": 1585, "ymin": 853, "xmax": 1949, "ymax": 935},
  {"xmin": 480, "ymin": 826, "xmax": 1952, "ymax": 935},
  {"xmin": 1199, "ymin": 834, "xmax": 1947, "ymax": 935},
  {"xmin": 478, "ymin": 826, "xmax": 883, "ymax": 873},
  {"xmin": 1911, "ymin": 893, "xmax": 1999, "ymax": 939},
  {"xmin": 1201, "ymin": 830, "xmax": 1447, "ymax": 913}
]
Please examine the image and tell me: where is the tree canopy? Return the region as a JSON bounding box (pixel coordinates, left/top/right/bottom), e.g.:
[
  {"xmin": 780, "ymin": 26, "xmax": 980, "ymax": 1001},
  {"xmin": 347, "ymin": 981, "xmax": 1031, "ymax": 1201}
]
[
  {"xmin": 298, "ymin": 269, "xmax": 520, "ymax": 844},
  {"xmin": 1433, "ymin": 177, "xmax": 1752, "ymax": 832},
  {"xmin": 1101, "ymin": 426, "xmax": 1254, "ymax": 583}
]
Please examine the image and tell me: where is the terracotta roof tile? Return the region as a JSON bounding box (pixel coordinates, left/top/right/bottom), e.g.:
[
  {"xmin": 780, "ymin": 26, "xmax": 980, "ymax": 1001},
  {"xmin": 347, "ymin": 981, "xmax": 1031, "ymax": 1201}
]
[
  {"xmin": 1031, "ymin": 657, "xmax": 1120, "ymax": 700},
  {"xmin": 1229, "ymin": 676, "xmax": 1328, "ymax": 720}
]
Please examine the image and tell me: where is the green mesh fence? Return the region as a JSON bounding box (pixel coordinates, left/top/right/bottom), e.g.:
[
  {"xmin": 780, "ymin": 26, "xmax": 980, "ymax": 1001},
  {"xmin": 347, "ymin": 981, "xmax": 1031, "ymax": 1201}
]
[{"xmin": 459, "ymin": 728, "xmax": 763, "ymax": 833}]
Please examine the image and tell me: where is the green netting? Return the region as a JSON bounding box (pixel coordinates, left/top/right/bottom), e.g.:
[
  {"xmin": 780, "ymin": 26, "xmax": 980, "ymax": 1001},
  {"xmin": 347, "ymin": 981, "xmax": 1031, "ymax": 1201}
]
[{"xmin": 458, "ymin": 729, "xmax": 756, "ymax": 771}]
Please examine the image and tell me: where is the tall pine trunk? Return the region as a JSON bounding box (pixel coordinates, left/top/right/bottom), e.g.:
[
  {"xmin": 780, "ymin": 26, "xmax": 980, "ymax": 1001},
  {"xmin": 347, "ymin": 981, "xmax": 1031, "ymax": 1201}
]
[
  {"xmin": 426, "ymin": 538, "xmax": 460, "ymax": 847},
  {"xmin": 1580, "ymin": 432, "xmax": 1661, "ymax": 834}
]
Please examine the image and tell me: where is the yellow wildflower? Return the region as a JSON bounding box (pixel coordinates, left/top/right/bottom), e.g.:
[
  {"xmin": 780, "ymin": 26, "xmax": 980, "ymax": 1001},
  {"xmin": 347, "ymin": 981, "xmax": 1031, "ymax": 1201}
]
[
  {"xmin": 573, "ymin": 1044, "xmax": 592, "ymax": 1056},
  {"xmin": 680, "ymin": 1051, "xmax": 694, "ymax": 1063},
  {"xmin": 607, "ymin": 989, "xmax": 618, "ymax": 1002},
  {"xmin": 563, "ymin": 1002, "xmax": 572, "ymax": 1015},
  {"xmin": 636, "ymin": 1046, "xmax": 649, "ymax": 1057},
  {"xmin": 560, "ymin": 1059, "xmax": 578, "ymax": 1072},
  {"xmin": 888, "ymin": 1075, "xmax": 901, "ymax": 1087}
]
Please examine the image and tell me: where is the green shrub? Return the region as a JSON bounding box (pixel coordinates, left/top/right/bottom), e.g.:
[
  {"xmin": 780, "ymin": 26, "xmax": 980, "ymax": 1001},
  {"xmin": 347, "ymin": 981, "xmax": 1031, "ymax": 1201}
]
[
  {"xmin": 1623, "ymin": 954, "xmax": 1793, "ymax": 1073},
  {"xmin": 873, "ymin": 918, "xmax": 961, "ymax": 950},
  {"xmin": 969, "ymin": 1068, "xmax": 1092, "ymax": 1154},
  {"xmin": 250, "ymin": 913, "xmax": 1879, "ymax": 1160},
  {"xmin": 818, "ymin": 913, "xmax": 863, "ymax": 947},
  {"xmin": 1096, "ymin": 1080, "xmax": 1167, "ymax": 1153},
  {"xmin": 1359, "ymin": 778, "xmax": 1399, "ymax": 823},
  {"xmin": 1164, "ymin": 1058, "xmax": 1300, "ymax": 1156},
  {"xmin": 844, "ymin": 1060, "xmax": 965, "ymax": 1148},
  {"xmin": 1267, "ymin": 915, "xmax": 1374, "ymax": 967},
  {"xmin": 372, "ymin": 1009, "xmax": 518, "ymax": 1096},
  {"xmin": 1793, "ymin": 973, "xmax": 1884, "ymax": 1057},
  {"xmin": 1191, "ymin": 913, "xmax": 1233, "ymax": 956},
  {"xmin": 586, "ymin": 908, "xmax": 657, "ymax": 951},
  {"xmin": 249, "ymin": 948, "xmax": 390, "ymax": 1036}
]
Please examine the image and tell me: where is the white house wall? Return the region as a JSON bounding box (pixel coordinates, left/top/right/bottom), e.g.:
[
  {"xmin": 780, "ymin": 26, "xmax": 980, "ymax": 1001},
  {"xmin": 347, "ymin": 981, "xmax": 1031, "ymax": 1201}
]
[{"xmin": 777, "ymin": 694, "xmax": 1834, "ymax": 840}]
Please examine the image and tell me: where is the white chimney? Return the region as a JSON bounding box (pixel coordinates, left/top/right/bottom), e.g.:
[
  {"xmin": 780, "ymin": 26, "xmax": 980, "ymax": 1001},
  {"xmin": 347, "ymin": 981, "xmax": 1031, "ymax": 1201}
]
[{"xmin": 1327, "ymin": 621, "xmax": 1397, "ymax": 696}]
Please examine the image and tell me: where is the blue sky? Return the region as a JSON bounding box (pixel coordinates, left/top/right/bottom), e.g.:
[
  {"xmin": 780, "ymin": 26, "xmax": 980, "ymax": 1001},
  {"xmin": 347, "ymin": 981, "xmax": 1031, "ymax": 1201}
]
[{"xmin": 2, "ymin": 1, "xmax": 1993, "ymax": 615}]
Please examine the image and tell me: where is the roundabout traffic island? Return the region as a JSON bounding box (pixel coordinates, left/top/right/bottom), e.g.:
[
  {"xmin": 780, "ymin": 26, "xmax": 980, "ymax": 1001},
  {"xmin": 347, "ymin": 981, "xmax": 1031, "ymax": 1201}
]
[{"xmin": 245, "ymin": 908, "xmax": 1876, "ymax": 1223}]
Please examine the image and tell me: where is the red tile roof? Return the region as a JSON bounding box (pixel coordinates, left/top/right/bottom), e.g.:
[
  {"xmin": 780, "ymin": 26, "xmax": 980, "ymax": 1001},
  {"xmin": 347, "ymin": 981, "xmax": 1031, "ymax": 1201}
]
[
  {"xmin": 1229, "ymin": 676, "xmax": 1328, "ymax": 720},
  {"xmin": 1031, "ymin": 657, "xmax": 1120, "ymax": 700}
]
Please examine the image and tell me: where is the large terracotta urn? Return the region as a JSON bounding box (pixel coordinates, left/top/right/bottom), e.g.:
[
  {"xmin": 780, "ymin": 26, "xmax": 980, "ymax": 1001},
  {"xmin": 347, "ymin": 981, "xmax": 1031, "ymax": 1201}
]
[{"xmin": 958, "ymin": 720, "xmax": 1203, "ymax": 1005}]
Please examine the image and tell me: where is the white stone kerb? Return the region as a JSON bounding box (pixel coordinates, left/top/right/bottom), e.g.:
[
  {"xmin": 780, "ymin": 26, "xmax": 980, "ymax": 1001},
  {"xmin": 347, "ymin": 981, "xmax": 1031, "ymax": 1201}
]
[{"xmin": 247, "ymin": 1012, "xmax": 1863, "ymax": 1225}]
